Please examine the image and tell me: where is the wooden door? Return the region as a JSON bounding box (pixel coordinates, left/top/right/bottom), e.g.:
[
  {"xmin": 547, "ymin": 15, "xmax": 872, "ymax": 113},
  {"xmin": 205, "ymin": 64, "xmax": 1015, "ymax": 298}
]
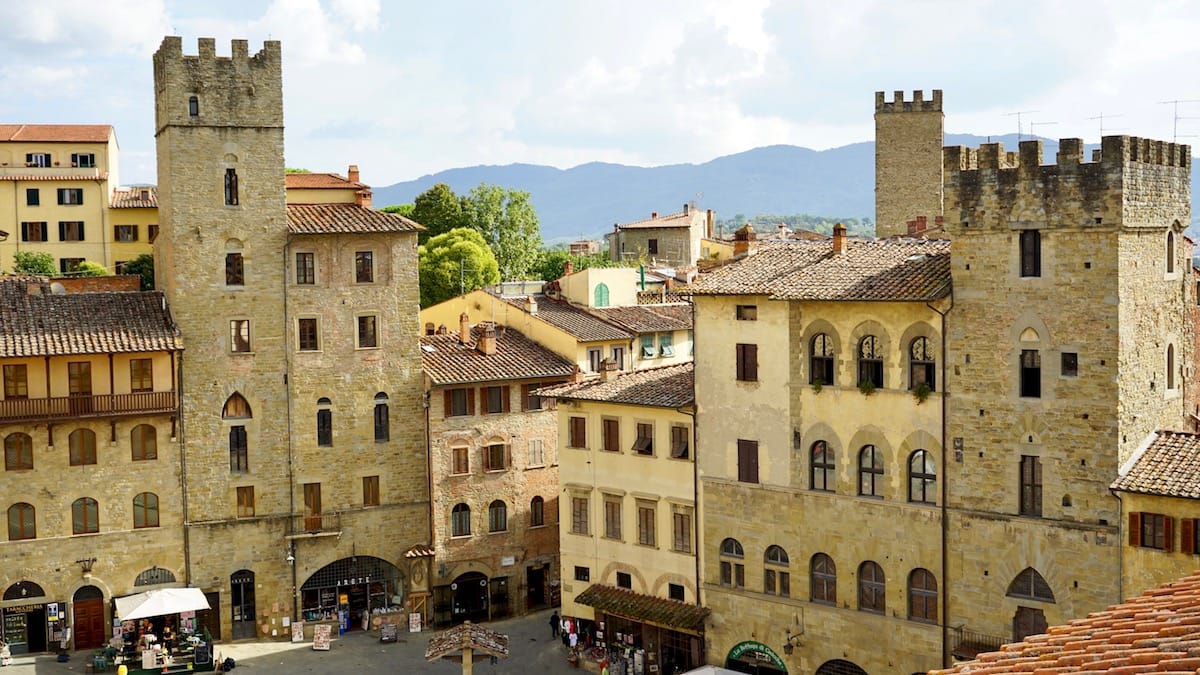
[
  {"xmin": 1013, "ymin": 605, "xmax": 1048, "ymax": 642},
  {"xmin": 304, "ymin": 483, "xmax": 322, "ymax": 531},
  {"xmin": 68, "ymin": 361, "xmax": 92, "ymax": 414},
  {"xmin": 72, "ymin": 596, "xmax": 105, "ymax": 649}
]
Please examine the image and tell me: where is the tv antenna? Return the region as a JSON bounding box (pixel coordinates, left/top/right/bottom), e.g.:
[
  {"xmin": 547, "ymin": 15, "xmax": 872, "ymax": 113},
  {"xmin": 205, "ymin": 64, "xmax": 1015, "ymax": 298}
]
[
  {"xmin": 1159, "ymin": 99, "xmax": 1200, "ymax": 143},
  {"xmin": 1086, "ymin": 112, "xmax": 1123, "ymax": 139},
  {"xmin": 1005, "ymin": 110, "xmax": 1039, "ymax": 141},
  {"xmin": 1029, "ymin": 120, "xmax": 1058, "ymax": 140}
]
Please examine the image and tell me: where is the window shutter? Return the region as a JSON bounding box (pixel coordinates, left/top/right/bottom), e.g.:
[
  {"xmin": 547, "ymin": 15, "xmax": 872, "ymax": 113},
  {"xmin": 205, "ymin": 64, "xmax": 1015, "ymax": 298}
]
[
  {"xmin": 746, "ymin": 344, "xmax": 758, "ymax": 381},
  {"xmin": 506, "ymin": 444, "xmax": 512, "ymax": 469},
  {"xmin": 502, "ymin": 385, "xmax": 511, "ymax": 412},
  {"xmin": 467, "ymin": 389, "xmax": 475, "ymax": 415},
  {"xmin": 1183, "ymin": 518, "xmax": 1195, "ymax": 555},
  {"xmin": 1165, "ymin": 516, "xmax": 1175, "ymax": 552},
  {"xmin": 520, "ymin": 384, "xmax": 530, "ymax": 412},
  {"xmin": 20, "ymin": 222, "xmax": 27, "ymax": 240},
  {"xmin": 59, "ymin": 221, "xmax": 66, "ymax": 240},
  {"xmin": 1128, "ymin": 512, "xmax": 1141, "ymax": 547},
  {"xmin": 443, "ymin": 390, "xmax": 452, "ymax": 417},
  {"xmin": 79, "ymin": 222, "xmax": 85, "ymax": 239}
]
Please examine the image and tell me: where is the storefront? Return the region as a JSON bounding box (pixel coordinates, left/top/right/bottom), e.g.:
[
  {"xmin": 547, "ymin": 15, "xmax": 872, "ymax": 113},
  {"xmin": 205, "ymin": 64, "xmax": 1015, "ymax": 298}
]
[
  {"xmin": 574, "ymin": 584, "xmax": 709, "ymax": 675},
  {"xmin": 299, "ymin": 556, "xmax": 404, "ymax": 632},
  {"xmin": 723, "ymin": 641, "xmax": 788, "ymax": 674},
  {"xmin": 2, "ymin": 581, "xmax": 52, "ymax": 655}
]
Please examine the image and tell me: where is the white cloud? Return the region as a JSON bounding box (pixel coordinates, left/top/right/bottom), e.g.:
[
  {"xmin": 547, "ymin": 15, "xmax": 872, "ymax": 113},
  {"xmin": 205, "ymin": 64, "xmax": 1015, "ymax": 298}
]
[{"xmin": 0, "ymin": 0, "xmax": 170, "ymax": 54}]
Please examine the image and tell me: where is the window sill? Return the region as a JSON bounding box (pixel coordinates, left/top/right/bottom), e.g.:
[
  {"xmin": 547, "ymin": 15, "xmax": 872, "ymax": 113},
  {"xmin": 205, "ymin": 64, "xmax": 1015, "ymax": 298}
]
[
  {"xmin": 529, "ymin": 523, "xmax": 547, "ymax": 530},
  {"xmin": 450, "ymin": 472, "xmax": 469, "ymax": 478},
  {"xmin": 230, "ymin": 351, "xmax": 255, "ymax": 356},
  {"xmin": 450, "ymin": 534, "xmax": 472, "ymax": 540},
  {"xmin": 298, "ymin": 348, "xmax": 323, "ymax": 354},
  {"xmin": 485, "ymin": 468, "xmax": 507, "ymax": 474},
  {"xmin": 487, "ymin": 529, "xmax": 508, "ymax": 536},
  {"xmin": 527, "ymin": 464, "xmax": 546, "ymax": 470},
  {"xmin": 355, "ymin": 345, "xmax": 381, "ymax": 351}
]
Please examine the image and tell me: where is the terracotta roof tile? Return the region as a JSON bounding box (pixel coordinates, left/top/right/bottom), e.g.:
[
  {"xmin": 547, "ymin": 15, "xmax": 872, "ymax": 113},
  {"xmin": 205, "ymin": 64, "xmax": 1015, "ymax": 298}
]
[
  {"xmin": 616, "ymin": 209, "xmax": 694, "ymax": 230},
  {"xmin": 287, "ymin": 203, "xmax": 423, "ymax": 234},
  {"xmin": 574, "ymin": 584, "xmax": 709, "ymax": 631},
  {"xmin": 588, "ymin": 303, "xmax": 693, "ymax": 333},
  {"xmin": 425, "ymin": 621, "xmax": 509, "ymax": 661},
  {"xmin": 420, "ymin": 325, "xmax": 577, "ymax": 385},
  {"xmin": 537, "ymin": 362, "xmax": 693, "ymax": 408},
  {"xmin": 284, "ymin": 172, "xmax": 367, "ymax": 190},
  {"xmin": 110, "ymin": 187, "xmax": 158, "ymax": 208},
  {"xmin": 0, "ymin": 124, "xmax": 113, "ymax": 143},
  {"xmin": 0, "ymin": 278, "xmax": 180, "ymax": 358},
  {"xmin": 499, "ymin": 295, "xmax": 632, "ymax": 342},
  {"xmin": 1112, "ymin": 430, "xmax": 1200, "ymax": 499},
  {"xmin": 932, "ymin": 572, "xmax": 1200, "ymax": 674}
]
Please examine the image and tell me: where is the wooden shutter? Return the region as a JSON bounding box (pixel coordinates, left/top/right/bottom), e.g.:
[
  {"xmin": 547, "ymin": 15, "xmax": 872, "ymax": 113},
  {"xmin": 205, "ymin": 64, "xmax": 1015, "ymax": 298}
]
[
  {"xmin": 467, "ymin": 388, "xmax": 475, "ymax": 415},
  {"xmin": 747, "ymin": 344, "xmax": 758, "ymax": 381},
  {"xmin": 59, "ymin": 221, "xmax": 67, "ymax": 240},
  {"xmin": 1128, "ymin": 512, "xmax": 1141, "ymax": 547},
  {"xmin": 520, "ymin": 384, "xmax": 530, "ymax": 412},
  {"xmin": 443, "ymin": 390, "xmax": 452, "ymax": 417},
  {"xmin": 1183, "ymin": 518, "xmax": 1196, "ymax": 555},
  {"xmin": 20, "ymin": 222, "xmax": 27, "ymax": 241},
  {"xmin": 1164, "ymin": 516, "xmax": 1175, "ymax": 552},
  {"xmin": 502, "ymin": 385, "xmax": 511, "ymax": 413}
]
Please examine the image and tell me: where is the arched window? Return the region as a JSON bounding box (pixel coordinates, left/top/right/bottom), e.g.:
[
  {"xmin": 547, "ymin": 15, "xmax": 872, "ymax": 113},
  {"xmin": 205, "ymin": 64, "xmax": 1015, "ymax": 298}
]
[
  {"xmin": 810, "ymin": 333, "xmax": 835, "ymax": 385},
  {"xmin": 858, "ymin": 336, "xmax": 883, "ymax": 388},
  {"xmin": 1167, "ymin": 230, "xmax": 1176, "ymax": 274},
  {"xmin": 530, "ymin": 496, "xmax": 545, "ymax": 527},
  {"xmin": 858, "ymin": 561, "xmax": 885, "ymax": 613},
  {"xmin": 131, "ymin": 424, "xmax": 157, "ymax": 461},
  {"xmin": 909, "ymin": 337, "xmax": 935, "ymax": 391},
  {"xmin": 908, "ymin": 568, "xmax": 937, "ymax": 622},
  {"xmin": 811, "ymin": 440, "xmax": 835, "ymax": 492},
  {"xmin": 488, "ymin": 500, "xmax": 507, "ymax": 532},
  {"xmin": 133, "ymin": 492, "xmax": 159, "ymax": 529},
  {"xmin": 1167, "ymin": 344, "xmax": 1176, "ymax": 390},
  {"xmin": 188, "ymin": 95, "xmax": 199, "ymax": 117},
  {"xmin": 764, "ymin": 545, "xmax": 790, "ymax": 597},
  {"xmin": 810, "ymin": 553, "xmax": 836, "ymax": 604},
  {"xmin": 72, "ymin": 497, "xmax": 99, "ymax": 534},
  {"xmin": 594, "ymin": 283, "xmax": 610, "ymax": 308},
  {"xmin": 374, "ymin": 392, "xmax": 389, "ymax": 442},
  {"xmin": 451, "ymin": 503, "xmax": 471, "ymax": 536},
  {"xmin": 316, "ymin": 398, "xmax": 332, "ymax": 447},
  {"xmin": 135, "ymin": 566, "xmax": 176, "ymax": 586},
  {"xmin": 224, "ymin": 168, "xmax": 239, "ymax": 206},
  {"xmin": 7, "ymin": 503, "xmax": 35, "ymax": 540},
  {"xmin": 69, "ymin": 429, "xmax": 97, "ymax": 466},
  {"xmin": 223, "ymin": 393, "xmax": 252, "ymax": 419},
  {"xmin": 1007, "ymin": 567, "xmax": 1055, "ymax": 602},
  {"xmin": 858, "ymin": 445, "xmax": 883, "ymax": 497},
  {"xmin": 908, "ymin": 450, "xmax": 936, "ymax": 504},
  {"xmin": 719, "ymin": 538, "xmax": 745, "ymax": 588},
  {"xmin": 4, "ymin": 433, "xmax": 33, "ymax": 471}
]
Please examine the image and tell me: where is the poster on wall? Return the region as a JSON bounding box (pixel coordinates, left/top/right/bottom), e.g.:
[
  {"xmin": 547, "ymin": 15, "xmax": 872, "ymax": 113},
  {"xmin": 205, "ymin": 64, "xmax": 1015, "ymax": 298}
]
[{"xmin": 312, "ymin": 624, "xmax": 332, "ymax": 651}]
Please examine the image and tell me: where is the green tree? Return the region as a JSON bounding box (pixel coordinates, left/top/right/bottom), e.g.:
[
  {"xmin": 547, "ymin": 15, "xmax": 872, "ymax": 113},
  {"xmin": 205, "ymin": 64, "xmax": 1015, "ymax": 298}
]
[
  {"xmin": 534, "ymin": 249, "xmax": 619, "ymax": 282},
  {"xmin": 74, "ymin": 261, "xmax": 108, "ymax": 277},
  {"xmin": 418, "ymin": 228, "xmax": 500, "ymax": 307},
  {"xmin": 285, "ymin": 167, "xmax": 311, "ymax": 173},
  {"xmin": 380, "ymin": 204, "xmax": 415, "ymax": 218},
  {"xmin": 461, "ymin": 183, "xmax": 542, "ymax": 281},
  {"xmin": 124, "ymin": 253, "xmax": 155, "ymax": 290},
  {"xmin": 12, "ymin": 251, "xmax": 56, "ymax": 275},
  {"xmin": 411, "ymin": 183, "xmax": 466, "ymax": 245}
]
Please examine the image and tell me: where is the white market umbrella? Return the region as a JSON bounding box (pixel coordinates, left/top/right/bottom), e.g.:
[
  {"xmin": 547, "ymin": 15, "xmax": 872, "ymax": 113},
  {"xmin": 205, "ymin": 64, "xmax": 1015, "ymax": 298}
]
[{"xmin": 115, "ymin": 588, "xmax": 211, "ymax": 621}]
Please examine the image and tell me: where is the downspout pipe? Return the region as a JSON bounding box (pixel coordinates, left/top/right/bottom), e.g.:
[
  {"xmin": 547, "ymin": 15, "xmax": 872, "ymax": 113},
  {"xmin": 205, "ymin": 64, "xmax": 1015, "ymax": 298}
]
[{"xmin": 928, "ymin": 287, "xmax": 953, "ymax": 669}]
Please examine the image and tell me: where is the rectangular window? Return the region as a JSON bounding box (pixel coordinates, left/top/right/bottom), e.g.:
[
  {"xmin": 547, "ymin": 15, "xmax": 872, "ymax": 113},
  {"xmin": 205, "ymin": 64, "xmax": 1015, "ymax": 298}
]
[
  {"xmin": 571, "ymin": 496, "xmax": 589, "ymax": 534},
  {"xmin": 641, "ymin": 334, "xmax": 656, "ymax": 359},
  {"xmin": 736, "ymin": 305, "xmax": 757, "ymax": 320},
  {"xmin": 736, "ymin": 343, "xmax": 758, "ymax": 382},
  {"xmin": 670, "ymin": 425, "xmax": 690, "ymax": 459},
  {"xmin": 71, "ymin": 152, "xmax": 95, "ymax": 168},
  {"xmin": 229, "ymin": 425, "xmax": 248, "ymax": 473},
  {"xmin": 1130, "ymin": 512, "xmax": 1172, "ymax": 551},
  {"xmin": 484, "ymin": 385, "xmax": 510, "ymax": 414},
  {"xmin": 363, "ymin": 476, "xmax": 380, "ymax": 506},
  {"xmin": 225, "ymin": 252, "xmax": 244, "ymax": 285},
  {"xmin": 298, "ymin": 318, "xmax": 319, "ymax": 351},
  {"xmin": 528, "ymin": 439, "xmax": 544, "ymax": 467},
  {"xmin": 1020, "ymin": 230, "xmax": 1041, "ymax": 277},
  {"xmin": 611, "ymin": 346, "xmax": 625, "ymax": 370},
  {"xmin": 1019, "ymin": 455, "xmax": 1042, "ymax": 517},
  {"xmin": 59, "ymin": 220, "xmax": 85, "ymax": 241},
  {"xmin": 633, "ymin": 422, "xmax": 654, "ymax": 455},
  {"xmin": 568, "ymin": 416, "xmax": 587, "ymax": 448},
  {"xmin": 1061, "ymin": 352, "xmax": 1078, "ymax": 377},
  {"xmin": 602, "ymin": 418, "xmax": 620, "ymax": 452},
  {"xmin": 129, "ymin": 358, "xmax": 153, "ymax": 393},
  {"xmin": 659, "ymin": 333, "xmax": 674, "ymax": 357},
  {"xmin": 637, "ymin": 503, "xmax": 656, "ymax": 546},
  {"xmin": 230, "ymin": 320, "xmax": 251, "ymax": 352},
  {"xmin": 648, "ymin": 238, "xmax": 659, "ymax": 255},
  {"xmin": 452, "ymin": 447, "xmax": 469, "ymax": 474},
  {"xmin": 355, "ymin": 251, "xmax": 374, "ymax": 283},
  {"xmin": 672, "ymin": 508, "xmax": 692, "ymax": 552},
  {"xmin": 236, "ymin": 486, "xmax": 255, "ymax": 518},
  {"xmin": 668, "ymin": 583, "xmax": 685, "ymax": 602},
  {"xmin": 114, "ymin": 225, "xmax": 138, "ymax": 242},
  {"xmin": 574, "ymin": 566, "xmax": 590, "ymax": 582},
  {"xmin": 26, "ymin": 152, "xmax": 50, "ymax": 167},
  {"xmin": 617, "ymin": 572, "xmax": 632, "ymax": 589},
  {"xmin": 1020, "ymin": 349, "xmax": 1041, "ymax": 398},
  {"xmin": 316, "ymin": 409, "xmax": 332, "ymax": 446},
  {"xmin": 224, "ymin": 168, "xmax": 239, "ymax": 206},
  {"xmin": 296, "ymin": 252, "xmax": 315, "ymax": 284},
  {"xmin": 60, "ymin": 258, "xmax": 85, "ymax": 274},
  {"xmin": 3, "ymin": 364, "xmax": 29, "ymax": 399},
  {"xmin": 20, "ymin": 221, "xmax": 47, "ymax": 242},
  {"xmin": 357, "ymin": 315, "xmax": 378, "ymax": 348},
  {"xmin": 604, "ymin": 498, "xmax": 622, "ymax": 540},
  {"xmin": 485, "ymin": 443, "xmax": 507, "ymax": 471},
  {"xmin": 588, "ymin": 348, "xmax": 602, "ymax": 372},
  {"xmin": 738, "ymin": 439, "xmax": 760, "ymax": 483},
  {"xmin": 25, "ymin": 189, "xmax": 39, "ymax": 206},
  {"xmin": 57, "ymin": 188, "xmax": 83, "ymax": 205},
  {"xmin": 445, "ymin": 388, "xmax": 472, "ymax": 417}
]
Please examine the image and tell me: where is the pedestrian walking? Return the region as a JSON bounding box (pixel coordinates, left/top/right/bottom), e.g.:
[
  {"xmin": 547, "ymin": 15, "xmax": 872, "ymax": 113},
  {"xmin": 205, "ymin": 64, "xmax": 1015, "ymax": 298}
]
[{"xmin": 550, "ymin": 611, "xmax": 560, "ymax": 638}]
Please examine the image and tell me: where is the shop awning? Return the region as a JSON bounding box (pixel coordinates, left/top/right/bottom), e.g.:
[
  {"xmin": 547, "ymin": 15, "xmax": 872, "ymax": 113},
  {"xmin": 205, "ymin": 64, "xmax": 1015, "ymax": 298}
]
[
  {"xmin": 574, "ymin": 584, "xmax": 709, "ymax": 633},
  {"xmin": 115, "ymin": 588, "xmax": 211, "ymax": 621}
]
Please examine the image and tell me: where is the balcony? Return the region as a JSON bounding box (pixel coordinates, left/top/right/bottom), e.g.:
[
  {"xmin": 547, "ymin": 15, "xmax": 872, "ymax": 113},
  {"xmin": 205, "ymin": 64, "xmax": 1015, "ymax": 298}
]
[
  {"xmin": 0, "ymin": 165, "xmax": 104, "ymax": 179},
  {"xmin": 0, "ymin": 392, "xmax": 178, "ymax": 424},
  {"xmin": 287, "ymin": 512, "xmax": 342, "ymax": 539},
  {"xmin": 951, "ymin": 626, "xmax": 1008, "ymax": 661}
]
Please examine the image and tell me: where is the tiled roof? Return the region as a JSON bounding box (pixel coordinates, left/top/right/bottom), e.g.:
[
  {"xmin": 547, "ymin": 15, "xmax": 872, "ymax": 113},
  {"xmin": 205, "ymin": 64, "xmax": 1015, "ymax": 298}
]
[
  {"xmin": 287, "ymin": 203, "xmax": 423, "ymax": 234},
  {"xmin": 0, "ymin": 124, "xmax": 113, "ymax": 143},
  {"xmin": 574, "ymin": 584, "xmax": 709, "ymax": 632},
  {"xmin": 688, "ymin": 239, "xmax": 952, "ymax": 302},
  {"xmin": 589, "ymin": 303, "xmax": 692, "ymax": 333},
  {"xmin": 537, "ymin": 362, "xmax": 693, "ymax": 408},
  {"xmin": 111, "ymin": 187, "xmax": 158, "ymax": 208},
  {"xmin": 932, "ymin": 572, "xmax": 1200, "ymax": 674},
  {"xmin": 420, "ymin": 324, "xmax": 577, "ymax": 385},
  {"xmin": 425, "ymin": 621, "xmax": 509, "ymax": 661},
  {"xmin": 0, "ymin": 278, "xmax": 180, "ymax": 358},
  {"xmin": 617, "ymin": 209, "xmax": 694, "ymax": 230},
  {"xmin": 500, "ymin": 294, "xmax": 632, "ymax": 342},
  {"xmin": 1112, "ymin": 430, "xmax": 1200, "ymax": 499},
  {"xmin": 285, "ymin": 172, "xmax": 367, "ymax": 190}
]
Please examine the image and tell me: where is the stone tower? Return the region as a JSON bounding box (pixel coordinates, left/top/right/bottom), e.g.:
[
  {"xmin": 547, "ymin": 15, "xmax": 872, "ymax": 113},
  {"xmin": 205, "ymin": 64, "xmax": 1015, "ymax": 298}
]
[{"xmin": 874, "ymin": 89, "xmax": 944, "ymax": 237}]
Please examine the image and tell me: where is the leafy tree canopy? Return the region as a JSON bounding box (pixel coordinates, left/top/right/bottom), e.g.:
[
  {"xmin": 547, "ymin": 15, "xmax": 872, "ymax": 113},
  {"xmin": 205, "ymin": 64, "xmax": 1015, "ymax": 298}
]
[
  {"xmin": 418, "ymin": 227, "xmax": 500, "ymax": 308},
  {"xmin": 380, "ymin": 203, "xmax": 415, "ymax": 218},
  {"xmin": 411, "ymin": 183, "xmax": 466, "ymax": 245},
  {"xmin": 534, "ymin": 249, "xmax": 619, "ymax": 282},
  {"xmin": 12, "ymin": 251, "xmax": 56, "ymax": 275},
  {"xmin": 285, "ymin": 167, "xmax": 311, "ymax": 173},
  {"xmin": 461, "ymin": 183, "xmax": 542, "ymax": 281},
  {"xmin": 124, "ymin": 253, "xmax": 155, "ymax": 290},
  {"xmin": 74, "ymin": 261, "xmax": 108, "ymax": 277},
  {"xmin": 715, "ymin": 214, "xmax": 874, "ymax": 238}
]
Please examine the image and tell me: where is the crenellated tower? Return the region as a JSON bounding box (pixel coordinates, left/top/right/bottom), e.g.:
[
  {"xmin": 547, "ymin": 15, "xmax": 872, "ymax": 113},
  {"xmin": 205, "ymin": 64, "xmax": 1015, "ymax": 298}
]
[{"xmin": 874, "ymin": 89, "xmax": 944, "ymax": 237}]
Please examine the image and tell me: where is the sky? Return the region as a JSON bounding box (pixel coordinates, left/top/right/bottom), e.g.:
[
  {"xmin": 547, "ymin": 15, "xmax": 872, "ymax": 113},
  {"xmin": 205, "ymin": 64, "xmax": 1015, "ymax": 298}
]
[{"xmin": 2, "ymin": 0, "xmax": 1199, "ymax": 189}]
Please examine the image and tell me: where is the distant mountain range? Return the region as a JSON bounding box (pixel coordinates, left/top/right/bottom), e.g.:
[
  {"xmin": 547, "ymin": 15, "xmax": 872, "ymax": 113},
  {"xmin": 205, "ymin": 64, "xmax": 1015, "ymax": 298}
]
[{"xmin": 372, "ymin": 134, "xmax": 1200, "ymax": 243}]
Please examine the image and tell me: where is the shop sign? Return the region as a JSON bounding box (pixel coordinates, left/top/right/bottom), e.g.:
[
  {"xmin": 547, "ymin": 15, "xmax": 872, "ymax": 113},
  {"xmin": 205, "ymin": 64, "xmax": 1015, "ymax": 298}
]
[
  {"xmin": 47, "ymin": 603, "xmax": 58, "ymax": 621},
  {"xmin": 337, "ymin": 576, "xmax": 371, "ymax": 586},
  {"xmin": 2, "ymin": 605, "xmax": 44, "ymax": 614},
  {"xmin": 727, "ymin": 641, "xmax": 786, "ymax": 671}
]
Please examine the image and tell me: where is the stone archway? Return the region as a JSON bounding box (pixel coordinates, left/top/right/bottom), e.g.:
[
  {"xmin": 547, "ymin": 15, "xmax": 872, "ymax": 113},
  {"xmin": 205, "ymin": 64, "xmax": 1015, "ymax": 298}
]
[
  {"xmin": 72, "ymin": 585, "xmax": 106, "ymax": 650},
  {"xmin": 815, "ymin": 659, "xmax": 868, "ymax": 675}
]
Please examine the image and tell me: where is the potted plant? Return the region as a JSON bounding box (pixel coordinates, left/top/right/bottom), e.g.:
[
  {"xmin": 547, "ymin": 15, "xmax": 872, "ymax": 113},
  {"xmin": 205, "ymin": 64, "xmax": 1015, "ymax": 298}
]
[
  {"xmin": 811, "ymin": 379, "xmax": 823, "ymax": 394},
  {"xmin": 858, "ymin": 379, "xmax": 876, "ymax": 396},
  {"xmin": 912, "ymin": 382, "xmax": 932, "ymax": 404}
]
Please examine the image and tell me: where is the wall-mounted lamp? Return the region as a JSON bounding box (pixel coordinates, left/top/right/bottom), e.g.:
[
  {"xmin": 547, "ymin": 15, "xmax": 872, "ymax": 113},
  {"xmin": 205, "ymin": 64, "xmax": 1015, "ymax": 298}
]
[
  {"xmin": 76, "ymin": 557, "xmax": 97, "ymax": 577},
  {"xmin": 285, "ymin": 544, "xmax": 295, "ymax": 565},
  {"xmin": 783, "ymin": 628, "xmax": 804, "ymax": 656}
]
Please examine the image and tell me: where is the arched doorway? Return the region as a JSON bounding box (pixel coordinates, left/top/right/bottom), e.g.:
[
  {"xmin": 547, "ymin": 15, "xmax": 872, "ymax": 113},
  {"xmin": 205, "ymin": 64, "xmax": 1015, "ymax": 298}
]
[
  {"xmin": 299, "ymin": 557, "xmax": 404, "ymax": 632},
  {"xmin": 230, "ymin": 570, "xmax": 256, "ymax": 640},
  {"xmin": 3, "ymin": 581, "xmax": 48, "ymax": 654},
  {"xmin": 73, "ymin": 586, "xmax": 106, "ymax": 649},
  {"xmin": 724, "ymin": 641, "xmax": 787, "ymax": 674},
  {"xmin": 450, "ymin": 572, "xmax": 488, "ymax": 624},
  {"xmin": 815, "ymin": 659, "xmax": 868, "ymax": 675}
]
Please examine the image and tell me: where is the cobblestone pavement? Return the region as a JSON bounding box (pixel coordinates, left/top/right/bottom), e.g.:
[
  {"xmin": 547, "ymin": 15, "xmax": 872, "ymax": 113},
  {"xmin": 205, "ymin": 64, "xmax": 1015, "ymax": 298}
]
[{"xmin": 2, "ymin": 609, "xmax": 588, "ymax": 674}]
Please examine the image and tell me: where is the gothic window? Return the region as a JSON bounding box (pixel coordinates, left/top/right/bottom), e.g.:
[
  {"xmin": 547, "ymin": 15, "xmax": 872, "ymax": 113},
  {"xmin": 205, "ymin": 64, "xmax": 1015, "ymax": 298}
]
[
  {"xmin": 224, "ymin": 168, "xmax": 239, "ymax": 206},
  {"xmin": 811, "ymin": 333, "xmax": 835, "ymax": 386},
  {"xmin": 908, "ymin": 449, "xmax": 936, "ymax": 504},
  {"xmin": 858, "ymin": 445, "xmax": 883, "ymax": 497},
  {"xmin": 858, "ymin": 335, "xmax": 883, "ymax": 388},
  {"xmin": 223, "ymin": 393, "xmax": 252, "ymax": 419},
  {"xmin": 1167, "ymin": 230, "xmax": 1176, "ymax": 274},
  {"xmin": 1006, "ymin": 567, "xmax": 1055, "ymax": 602},
  {"xmin": 811, "ymin": 440, "xmax": 835, "ymax": 492},
  {"xmin": 909, "ymin": 337, "xmax": 935, "ymax": 391}
]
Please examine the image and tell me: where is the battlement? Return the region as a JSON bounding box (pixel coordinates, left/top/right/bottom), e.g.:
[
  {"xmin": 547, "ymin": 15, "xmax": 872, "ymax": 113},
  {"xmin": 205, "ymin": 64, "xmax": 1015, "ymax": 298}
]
[
  {"xmin": 154, "ymin": 35, "xmax": 281, "ymax": 68},
  {"xmin": 875, "ymin": 89, "xmax": 943, "ymax": 114},
  {"xmin": 944, "ymin": 136, "xmax": 1190, "ymax": 177},
  {"xmin": 153, "ymin": 36, "xmax": 283, "ymax": 132}
]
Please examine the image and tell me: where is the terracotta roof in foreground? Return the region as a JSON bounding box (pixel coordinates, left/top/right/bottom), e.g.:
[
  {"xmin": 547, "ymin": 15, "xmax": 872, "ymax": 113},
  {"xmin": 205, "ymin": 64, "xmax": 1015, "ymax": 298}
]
[
  {"xmin": 537, "ymin": 362, "xmax": 693, "ymax": 408},
  {"xmin": 616, "ymin": 209, "xmax": 695, "ymax": 230},
  {"xmin": 575, "ymin": 584, "xmax": 709, "ymax": 632},
  {"xmin": 932, "ymin": 572, "xmax": 1200, "ymax": 674},
  {"xmin": 111, "ymin": 187, "xmax": 158, "ymax": 208},
  {"xmin": 287, "ymin": 203, "xmax": 423, "ymax": 234},
  {"xmin": 285, "ymin": 172, "xmax": 367, "ymax": 190},
  {"xmin": 425, "ymin": 621, "xmax": 509, "ymax": 662},
  {"xmin": 1112, "ymin": 430, "xmax": 1200, "ymax": 499},
  {"xmin": 420, "ymin": 325, "xmax": 577, "ymax": 385},
  {"xmin": 589, "ymin": 303, "xmax": 692, "ymax": 333},
  {"xmin": 0, "ymin": 278, "xmax": 180, "ymax": 358},
  {"xmin": 499, "ymin": 295, "xmax": 632, "ymax": 342},
  {"xmin": 0, "ymin": 124, "xmax": 113, "ymax": 143}
]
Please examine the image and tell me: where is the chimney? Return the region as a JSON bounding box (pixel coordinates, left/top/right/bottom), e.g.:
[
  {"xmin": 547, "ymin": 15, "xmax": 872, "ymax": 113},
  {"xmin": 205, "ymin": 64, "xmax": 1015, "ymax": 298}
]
[
  {"xmin": 436, "ymin": 324, "xmax": 448, "ymax": 335},
  {"xmin": 599, "ymin": 357, "xmax": 619, "ymax": 382},
  {"xmin": 524, "ymin": 295, "xmax": 539, "ymax": 315},
  {"xmin": 733, "ymin": 224, "xmax": 757, "ymax": 257},
  {"xmin": 356, "ymin": 188, "xmax": 372, "ymax": 208},
  {"xmin": 347, "ymin": 165, "xmax": 360, "ymax": 183},
  {"xmin": 563, "ymin": 259, "xmax": 574, "ymax": 276},
  {"xmin": 459, "ymin": 312, "xmax": 471, "ymax": 345},
  {"xmin": 706, "ymin": 209, "xmax": 714, "ymax": 238},
  {"xmin": 651, "ymin": 212, "xmax": 658, "ymax": 219},
  {"xmin": 832, "ymin": 223, "xmax": 847, "ymax": 254},
  {"xmin": 477, "ymin": 324, "xmax": 497, "ymax": 355},
  {"xmin": 683, "ymin": 202, "xmax": 691, "ymax": 216}
]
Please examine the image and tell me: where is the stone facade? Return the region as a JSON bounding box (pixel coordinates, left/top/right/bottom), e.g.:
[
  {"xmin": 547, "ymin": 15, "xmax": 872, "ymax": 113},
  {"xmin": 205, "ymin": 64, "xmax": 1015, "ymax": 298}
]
[
  {"xmin": 875, "ymin": 89, "xmax": 944, "ymax": 237},
  {"xmin": 607, "ymin": 204, "xmax": 712, "ymax": 268}
]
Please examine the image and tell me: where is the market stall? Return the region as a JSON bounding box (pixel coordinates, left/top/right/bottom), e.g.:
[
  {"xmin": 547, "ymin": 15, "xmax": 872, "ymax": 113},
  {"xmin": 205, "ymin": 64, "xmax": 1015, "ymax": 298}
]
[{"xmin": 110, "ymin": 589, "xmax": 215, "ymax": 674}]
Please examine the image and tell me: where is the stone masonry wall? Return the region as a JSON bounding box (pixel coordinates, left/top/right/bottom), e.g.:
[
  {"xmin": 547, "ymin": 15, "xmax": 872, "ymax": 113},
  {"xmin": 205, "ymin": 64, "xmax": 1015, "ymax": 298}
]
[{"xmin": 875, "ymin": 90, "xmax": 944, "ymax": 237}]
